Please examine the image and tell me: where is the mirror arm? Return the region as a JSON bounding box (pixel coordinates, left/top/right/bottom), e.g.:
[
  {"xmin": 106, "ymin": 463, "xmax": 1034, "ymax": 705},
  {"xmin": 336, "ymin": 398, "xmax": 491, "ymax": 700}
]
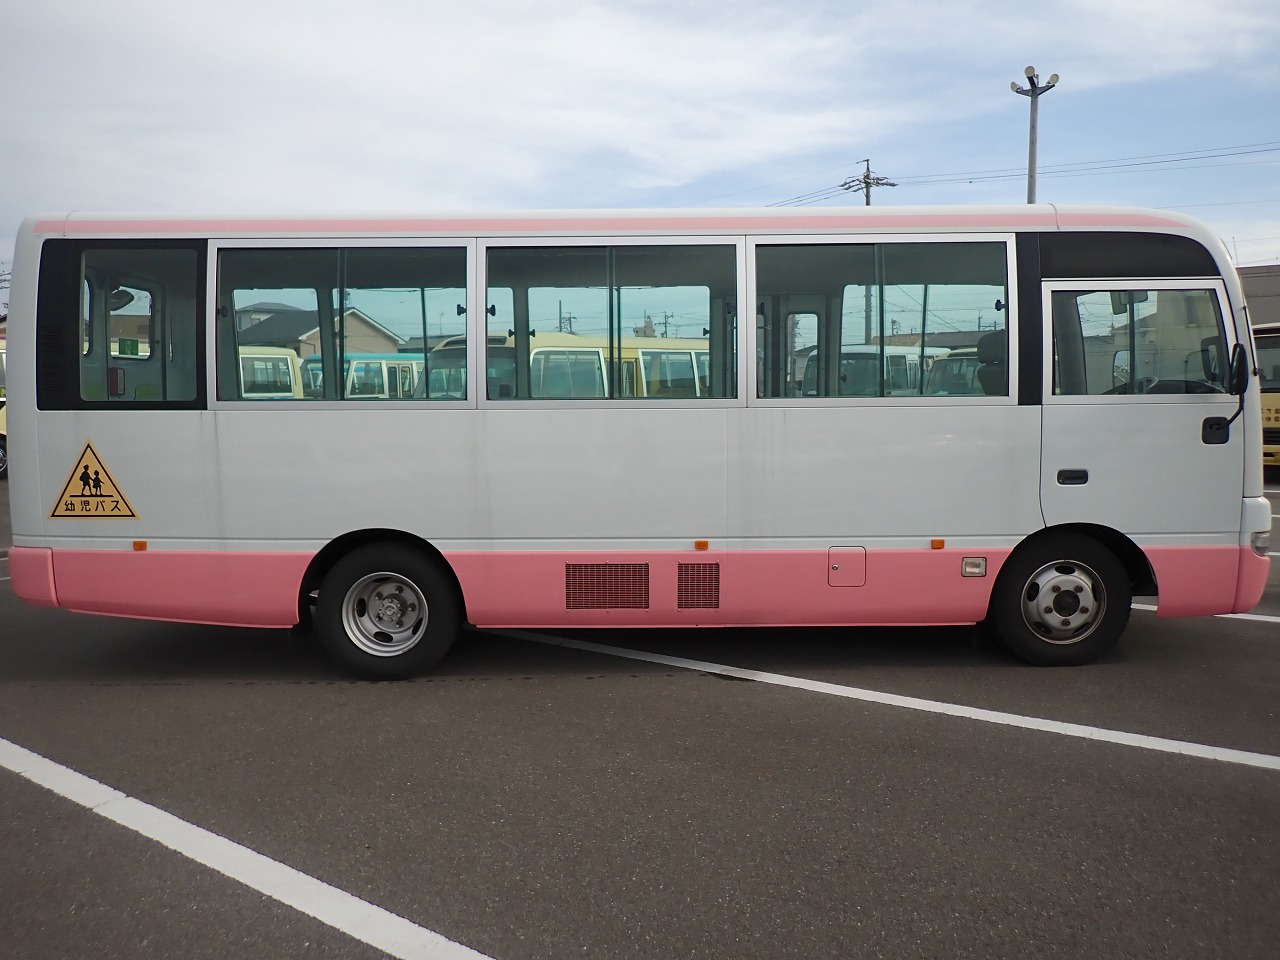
[{"xmin": 1216, "ymin": 343, "xmax": 1249, "ymax": 436}]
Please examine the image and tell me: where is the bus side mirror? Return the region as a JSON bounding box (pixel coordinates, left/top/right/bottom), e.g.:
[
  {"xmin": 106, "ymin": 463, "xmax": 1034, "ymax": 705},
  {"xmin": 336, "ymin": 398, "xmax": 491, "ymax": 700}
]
[{"xmin": 1229, "ymin": 342, "xmax": 1249, "ymax": 395}]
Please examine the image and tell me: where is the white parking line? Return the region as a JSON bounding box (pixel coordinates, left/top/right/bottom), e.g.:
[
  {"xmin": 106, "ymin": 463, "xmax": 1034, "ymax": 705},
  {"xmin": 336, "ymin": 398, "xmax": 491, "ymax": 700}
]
[
  {"xmin": 509, "ymin": 631, "xmax": 1280, "ymax": 773},
  {"xmin": 1131, "ymin": 602, "xmax": 1280, "ymax": 624},
  {"xmin": 0, "ymin": 737, "xmax": 493, "ymax": 960}
]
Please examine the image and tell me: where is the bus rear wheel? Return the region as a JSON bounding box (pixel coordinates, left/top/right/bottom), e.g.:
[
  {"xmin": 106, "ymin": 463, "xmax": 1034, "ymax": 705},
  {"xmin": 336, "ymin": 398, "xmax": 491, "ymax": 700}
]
[
  {"xmin": 985, "ymin": 534, "xmax": 1130, "ymax": 666},
  {"xmin": 315, "ymin": 543, "xmax": 459, "ymax": 679}
]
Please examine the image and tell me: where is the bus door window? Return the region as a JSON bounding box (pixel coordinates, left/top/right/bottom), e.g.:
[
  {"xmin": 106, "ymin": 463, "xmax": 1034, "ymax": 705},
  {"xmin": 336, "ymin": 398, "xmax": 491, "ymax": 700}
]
[{"xmin": 1051, "ymin": 287, "xmax": 1229, "ymax": 396}]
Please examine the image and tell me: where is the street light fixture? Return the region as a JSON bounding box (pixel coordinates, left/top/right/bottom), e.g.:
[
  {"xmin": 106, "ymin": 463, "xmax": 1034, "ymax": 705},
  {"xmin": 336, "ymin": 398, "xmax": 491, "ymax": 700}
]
[{"xmin": 1011, "ymin": 65, "xmax": 1059, "ymax": 203}]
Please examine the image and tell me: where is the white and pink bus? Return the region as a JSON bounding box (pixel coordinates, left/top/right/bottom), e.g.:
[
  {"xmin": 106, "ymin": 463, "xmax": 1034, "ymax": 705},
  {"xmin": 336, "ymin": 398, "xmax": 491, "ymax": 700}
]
[{"xmin": 5, "ymin": 206, "xmax": 1271, "ymax": 676}]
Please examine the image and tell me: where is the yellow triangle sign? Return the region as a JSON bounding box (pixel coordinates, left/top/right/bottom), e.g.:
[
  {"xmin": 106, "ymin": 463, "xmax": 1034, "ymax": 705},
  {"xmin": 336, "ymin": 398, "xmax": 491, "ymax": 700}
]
[{"xmin": 51, "ymin": 442, "xmax": 138, "ymax": 519}]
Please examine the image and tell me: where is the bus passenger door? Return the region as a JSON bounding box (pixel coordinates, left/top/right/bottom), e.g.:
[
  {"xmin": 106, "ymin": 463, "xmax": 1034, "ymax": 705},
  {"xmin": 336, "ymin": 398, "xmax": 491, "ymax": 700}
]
[{"xmin": 1039, "ymin": 281, "xmax": 1244, "ymax": 539}]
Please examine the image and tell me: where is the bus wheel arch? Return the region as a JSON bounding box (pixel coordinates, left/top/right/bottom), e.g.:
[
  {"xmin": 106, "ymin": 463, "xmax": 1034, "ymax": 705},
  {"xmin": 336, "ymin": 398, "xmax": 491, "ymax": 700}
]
[
  {"xmin": 302, "ymin": 531, "xmax": 466, "ymax": 679},
  {"xmin": 983, "ymin": 525, "xmax": 1147, "ymax": 666}
]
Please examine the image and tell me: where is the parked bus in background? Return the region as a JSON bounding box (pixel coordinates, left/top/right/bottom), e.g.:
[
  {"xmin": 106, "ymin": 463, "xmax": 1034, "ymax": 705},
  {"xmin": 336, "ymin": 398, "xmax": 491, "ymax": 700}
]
[
  {"xmin": 421, "ymin": 332, "xmax": 713, "ymax": 400},
  {"xmin": 0, "ymin": 345, "xmax": 7, "ymax": 480},
  {"xmin": 1251, "ymin": 321, "xmax": 1280, "ymax": 469},
  {"xmin": 300, "ymin": 352, "xmax": 424, "ymax": 399},
  {"xmin": 4, "ymin": 206, "xmax": 1270, "ymax": 678},
  {"xmin": 796, "ymin": 344, "xmax": 949, "ymax": 397},
  {"xmin": 924, "ymin": 347, "xmax": 982, "ymax": 396}
]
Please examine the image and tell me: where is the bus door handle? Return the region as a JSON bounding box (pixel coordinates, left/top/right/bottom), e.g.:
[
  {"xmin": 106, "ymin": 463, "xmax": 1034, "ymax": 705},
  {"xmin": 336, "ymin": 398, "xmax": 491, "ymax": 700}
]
[{"xmin": 1056, "ymin": 469, "xmax": 1089, "ymax": 486}]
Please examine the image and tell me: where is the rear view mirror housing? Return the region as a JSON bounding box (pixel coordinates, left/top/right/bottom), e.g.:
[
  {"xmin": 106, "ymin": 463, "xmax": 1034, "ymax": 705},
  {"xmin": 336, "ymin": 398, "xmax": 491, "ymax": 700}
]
[{"xmin": 1229, "ymin": 342, "xmax": 1249, "ymax": 396}]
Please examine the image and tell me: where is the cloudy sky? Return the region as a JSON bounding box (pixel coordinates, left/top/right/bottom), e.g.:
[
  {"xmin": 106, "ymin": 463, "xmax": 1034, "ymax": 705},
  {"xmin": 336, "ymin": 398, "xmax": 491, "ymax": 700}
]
[{"xmin": 3, "ymin": 0, "xmax": 1279, "ymax": 277}]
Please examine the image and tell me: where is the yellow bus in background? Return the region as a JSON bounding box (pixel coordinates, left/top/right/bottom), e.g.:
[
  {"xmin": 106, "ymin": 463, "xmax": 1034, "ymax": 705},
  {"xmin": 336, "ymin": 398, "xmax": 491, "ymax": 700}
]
[
  {"xmin": 238, "ymin": 346, "xmax": 304, "ymax": 399},
  {"xmin": 1252, "ymin": 321, "xmax": 1280, "ymax": 469},
  {"xmin": 0, "ymin": 345, "xmax": 7, "ymax": 480},
  {"xmin": 422, "ymin": 332, "xmax": 713, "ymax": 400}
]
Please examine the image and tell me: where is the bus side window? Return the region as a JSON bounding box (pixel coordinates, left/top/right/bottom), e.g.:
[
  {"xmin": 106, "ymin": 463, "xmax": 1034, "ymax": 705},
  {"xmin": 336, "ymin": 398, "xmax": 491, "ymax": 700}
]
[
  {"xmin": 217, "ymin": 246, "xmax": 466, "ymax": 402},
  {"xmin": 758, "ymin": 241, "xmax": 1007, "ymax": 399},
  {"xmin": 486, "ymin": 244, "xmax": 735, "ymax": 401}
]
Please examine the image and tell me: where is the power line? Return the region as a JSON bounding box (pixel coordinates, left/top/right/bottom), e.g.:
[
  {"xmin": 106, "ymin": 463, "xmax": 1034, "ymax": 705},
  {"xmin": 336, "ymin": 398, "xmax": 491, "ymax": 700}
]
[
  {"xmin": 771, "ymin": 141, "xmax": 1280, "ymax": 206},
  {"xmin": 900, "ymin": 142, "xmax": 1280, "ymax": 183}
]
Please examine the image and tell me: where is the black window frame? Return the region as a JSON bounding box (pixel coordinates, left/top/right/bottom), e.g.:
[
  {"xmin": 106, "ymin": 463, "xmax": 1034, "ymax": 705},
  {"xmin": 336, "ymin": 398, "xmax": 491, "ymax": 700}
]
[{"xmin": 36, "ymin": 238, "xmax": 209, "ymax": 411}]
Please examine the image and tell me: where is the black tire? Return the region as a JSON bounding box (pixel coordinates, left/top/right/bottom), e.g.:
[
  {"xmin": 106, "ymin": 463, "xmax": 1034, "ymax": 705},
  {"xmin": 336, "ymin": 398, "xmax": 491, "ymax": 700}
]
[
  {"xmin": 315, "ymin": 543, "xmax": 459, "ymax": 679},
  {"xmin": 985, "ymin": 533, "xmax": 1130, "ymax": 666},
  {"xmin": 0, "ymin": 436, "xmax": 7, "ymax": 481}
]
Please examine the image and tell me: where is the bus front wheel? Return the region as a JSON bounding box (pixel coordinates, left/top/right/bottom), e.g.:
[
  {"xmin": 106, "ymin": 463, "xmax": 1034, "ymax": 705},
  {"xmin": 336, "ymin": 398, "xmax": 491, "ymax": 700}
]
[
  {"xmin": 315, "ymin": 543, "xmax": 459, "ymax": 679},
  {"xmin": 985, "ymin": 534, "xmax": 1131, "ymax": 666}
]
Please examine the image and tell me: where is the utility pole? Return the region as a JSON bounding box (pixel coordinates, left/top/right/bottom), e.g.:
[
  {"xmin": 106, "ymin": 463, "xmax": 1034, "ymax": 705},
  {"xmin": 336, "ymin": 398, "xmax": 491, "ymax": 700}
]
[
  {"xmin": 1011, "ymin": 66, "xmax": 1058, "ymax": 203},
  {"xmin": 842, "ymin": 159, "xmax": 897, "ymax": 206}
]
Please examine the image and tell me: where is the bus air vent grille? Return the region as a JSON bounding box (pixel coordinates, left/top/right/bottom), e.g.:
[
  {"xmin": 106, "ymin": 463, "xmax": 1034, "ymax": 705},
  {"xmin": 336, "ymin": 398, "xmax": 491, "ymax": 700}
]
[
  {"xmin": 677, "ymin": 562, "xmax": 721, "ymax": 609},
  {"xmin": 566, "ymin": 563, "xmax": 650, "ymax": 609}
]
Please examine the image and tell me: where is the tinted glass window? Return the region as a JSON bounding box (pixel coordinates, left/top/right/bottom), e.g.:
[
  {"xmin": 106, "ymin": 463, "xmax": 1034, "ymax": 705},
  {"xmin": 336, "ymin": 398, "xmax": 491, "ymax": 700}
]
[
  {"xmin": 1039, "ymin": 233, "xmax": 1218, "ymax": 279},
  {"xmin": 485, "ymin": 244, "xmax": 736, "ymax": 400},
  {"xmin": 756, "ymin": 241, "xmax": 1008, "ymax": 398},
  {"xmin": 1052, "ymin": 287, "xmax": 1228, "ymax": 396},
  {"xmin": 216, "ymin": 247, "xmax": 466, "ymax": 401},
  {"xmin": 77, "ymin": 248, "xmax": 200, "ymax": 403}
]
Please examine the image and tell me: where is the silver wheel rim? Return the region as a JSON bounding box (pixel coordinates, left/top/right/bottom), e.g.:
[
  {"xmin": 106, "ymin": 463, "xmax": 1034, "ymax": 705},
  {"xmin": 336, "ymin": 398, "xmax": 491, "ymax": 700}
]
[
  {"xmin": 1019, "ymin": 559, "xmax": 1106, "ymax": 645},
  {"xmin": 340, "ymin": 571, "xmax": 428, "ymax": 657}
]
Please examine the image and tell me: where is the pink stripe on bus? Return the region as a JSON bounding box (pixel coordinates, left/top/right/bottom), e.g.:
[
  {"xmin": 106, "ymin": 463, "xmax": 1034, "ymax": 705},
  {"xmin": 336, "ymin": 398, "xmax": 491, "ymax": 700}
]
[
  {"xmin": 14, "ymin": 543, "xmax": 1258, "ymax": 631},
  {"xmin": 9, "ymin": 547, "xmax": 58, "ymax": 608},
  {"xmin": 47, "ymin": 550, "xmax": 311, "ymax": 628},
  {"xmin": 1143, "ymin": 545, "xmax": 1250, "ymax": 618},
  {"xmin": 32, "ymin": 209, "xmax": 1184, "ymax": 239},
  {"xmin": 446, "ymin": 548, "xmax": 1014, "ymax": 628}
]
